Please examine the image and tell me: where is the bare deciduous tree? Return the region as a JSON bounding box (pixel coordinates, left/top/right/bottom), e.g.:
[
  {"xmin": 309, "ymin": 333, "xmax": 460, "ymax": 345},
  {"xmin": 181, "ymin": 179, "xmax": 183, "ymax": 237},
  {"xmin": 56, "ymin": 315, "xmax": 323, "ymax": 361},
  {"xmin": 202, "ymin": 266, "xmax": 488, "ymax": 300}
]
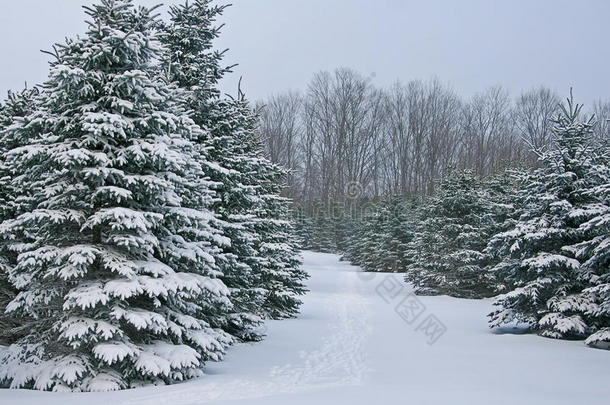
[
  {"xmin": 255, "ymin": 69, "xmax": 574, "ymax": 207},
  {"xmin": 257, "ymin": 92, "xmax": 303, "ymax": 196},
  {"xmin": 592, "ymin": 100, "xmax": 610, "ymax": 142},
  {"xmin": 513, "ymin": 86, "xmax": 560, "ymax": 162}
]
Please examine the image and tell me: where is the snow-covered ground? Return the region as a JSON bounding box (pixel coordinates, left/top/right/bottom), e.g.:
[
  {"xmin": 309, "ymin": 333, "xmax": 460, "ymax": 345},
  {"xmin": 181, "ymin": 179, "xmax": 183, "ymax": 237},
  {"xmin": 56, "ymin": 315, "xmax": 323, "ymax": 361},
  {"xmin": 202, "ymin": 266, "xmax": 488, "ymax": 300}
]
[{"xmin": 2, "ymin": 251, "xmax": 609, "ymax": 405}]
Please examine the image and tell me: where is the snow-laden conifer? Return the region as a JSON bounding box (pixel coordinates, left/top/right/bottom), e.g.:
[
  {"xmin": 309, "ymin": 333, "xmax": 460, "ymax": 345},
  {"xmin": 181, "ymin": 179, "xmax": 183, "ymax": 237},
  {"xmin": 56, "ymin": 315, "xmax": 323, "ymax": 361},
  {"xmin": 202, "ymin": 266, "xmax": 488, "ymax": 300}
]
[
  {"xmin": 342, "ymin": 196, "xmax": 419, "ymax": 273},
  {"xmin": 244, "ymin": 105, "xmax": 308, "ymax": 318},
  {"xmin": 0, "ymin": 0, "xmax": 232, "ymax": 390},
  {"xmin": 568, "ymin": 147, "xmax": 610, "ymax": 348},
  {"xmin": 0, "ymin": 87, "xmax": 40, "ymax": 346},
  {"xmin": 161, "ymin": 0, "xmax": 306, "ymax": 325},
  {"xmin": 405, "ymin": 170, "xmax": 497, "ymax": 298},
  {"xmin": 488, "ymin": 93, "xmax": 605, "ymax": 340},
  {"xmin": 307, "ymin": 203, "xmax": 339, "ymax": 253},
  {"xmin": 160, "ymin": 0, "xmax": 267, "ymax": 340},
  {"xmin": 209, "ymin": 95, "xmax": 307, "ymax": 320}
]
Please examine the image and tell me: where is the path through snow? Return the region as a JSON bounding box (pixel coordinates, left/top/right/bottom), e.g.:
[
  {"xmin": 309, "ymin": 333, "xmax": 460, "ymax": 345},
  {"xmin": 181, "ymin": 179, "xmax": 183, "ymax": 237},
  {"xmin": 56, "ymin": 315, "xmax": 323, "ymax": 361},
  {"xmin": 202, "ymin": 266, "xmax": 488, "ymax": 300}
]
[{"xmin": 2, "ymin": 251, "xmax": 609, "ymax": 405}]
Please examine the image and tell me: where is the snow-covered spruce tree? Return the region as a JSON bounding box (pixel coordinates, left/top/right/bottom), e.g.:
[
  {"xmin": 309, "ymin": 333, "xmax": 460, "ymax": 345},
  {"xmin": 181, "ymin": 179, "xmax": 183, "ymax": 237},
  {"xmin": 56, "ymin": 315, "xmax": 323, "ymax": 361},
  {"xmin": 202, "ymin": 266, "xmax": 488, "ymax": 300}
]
[
  {"xmin": 566, "ymin": 145, "xmax": 610, "ymax": 348},
  {"xmin": 0, "ymin": 87, "xmax": 40, "ymax": 346},
  {"xmin": 160, "ymin": 0, "xmax": 265, "ymax": 340},
  {"xmin": 334, "ymin": 202, "xmax": 359, "ymax": 254},
  {"xmin": 200, "ymin": 92, "xmax": 307, "ymax": 321},
  {"xmin": 372, "ymin": 198, "xmax": 404, "ymax": 272},
  {"xmin": 0, "ymin": 88, "xmax": 42, "ymax": 242},
  {"xmin": 161, "ymin": 0, "xmax": 305, "ymax": 326},
  {"xmin": 488, "ymin": 94, "xmax": 605, "ymax": 340},
  {"xmin": 218, "ymin": 97, "xmax": 306, "ymax": 321},
  {"xmin": 226, "ymin": 97, "xmax": 307, "ymax": 320},
  {"xmin": 341, "ymin": 196, "xmax": 418, "ymax": 273},
  {"xmin": 308, "ymin": 200, "xmax": 357, "ymax": 254},
  {"xmin": 257, "ymin": 165, "xmax": 308, "ymax": 319},
  {"xmin": 340, "ymin": 213, "xmax": 365, "ymax": 265},
  {"xmin": 482, "ymin": 168, "xmax": 528, "ymax": 294},
  {"xmin": 308, "ymin": 202, "xmax": 338, "ymax": 253},
  {"xmin": 369, "ymin": 196, "xmax": 419, "ymax": 273},
  {"xmin": 0, "ymin": 0, "xmax": 233, "ymax": 391},
  {"xmin": 341, "ymin": 202, "xmax": 375, "ymax": 268},
  {"xmin": 347, "ymin": 200, "xmax": 387, "ymax": 271},
  {"xmin": 404, "ymin": 170, "xmax": 497, "ymax": 298},
  {"xmin": 292, "ymin": 207, "xmax": 314, "ymax": 249}
]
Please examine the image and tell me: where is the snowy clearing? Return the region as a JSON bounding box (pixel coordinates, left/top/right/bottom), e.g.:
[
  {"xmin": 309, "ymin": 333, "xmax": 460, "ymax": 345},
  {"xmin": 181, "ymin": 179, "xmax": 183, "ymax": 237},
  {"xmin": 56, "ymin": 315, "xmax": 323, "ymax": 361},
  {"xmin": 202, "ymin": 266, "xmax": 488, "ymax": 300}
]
[{"xmin": 2, "ymin": 250, "xmax": 609, "ymax": 405}]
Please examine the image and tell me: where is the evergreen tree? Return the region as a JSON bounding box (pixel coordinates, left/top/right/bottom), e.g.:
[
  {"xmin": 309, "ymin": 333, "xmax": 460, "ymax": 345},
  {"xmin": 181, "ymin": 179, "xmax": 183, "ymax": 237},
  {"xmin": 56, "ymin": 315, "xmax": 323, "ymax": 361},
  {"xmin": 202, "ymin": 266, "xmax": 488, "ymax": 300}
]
[
  {"xmin": 160, "ymin": 0, "xmax": 265, "ymax": 340},
  {"xmin": 488, "ymin": 94, "xmax": 604, "ymax": 340},
  {"xmin": 211, "ymin": 95, "xmax": 306, "ymax": 319},
  {"xmin": 370, "ymin": 197, "xmax": 419, "ymax": 272},
  {"xmin": 341, "ymin": 207, "xmax": 369, "ymax": 266},
  {"xmin": 0, "ymin": 0, "xmax": 232, "ymax": 391},
  {"xmin": 161, "ymin": 0, "xmax": 306, "ymax": 328},
  {"xmin": 405, "ymin": 170, "xmax": 497, "ymax": 298},
  {"xmin": 342, "ymin": 196, "xmax": 419, "ymax": 273},
  {"xmin": 372, "ymin": 198, "xmax": 404, "ymax": 272},
  {"xmin": 349, "ymin": 200, "xmax": 388, "ymax": 272},
  {"xmin": 0, "ymin": 87, "xmax": 40, "ymax": 345},
  {"xmin": 483, "ymin": 168, "xmax": 528, "ymax": 293},
  {"xmin": 333, "ymin": 202, "xmax": 358, "ymax": 254},
  {"xmin": 251, "ymin": 115, "xmax": 308, "ymax": 319},
  {"xmin": 307, "ymin": 202, "xmax": 339, "ymax": 253},
  {"xmin": 568, "ymin": 145, "xmax": 610, "ymax": 348},
  {"xmin": 291, "ymin": 206, "xmax": 314, "ymax": 249}
]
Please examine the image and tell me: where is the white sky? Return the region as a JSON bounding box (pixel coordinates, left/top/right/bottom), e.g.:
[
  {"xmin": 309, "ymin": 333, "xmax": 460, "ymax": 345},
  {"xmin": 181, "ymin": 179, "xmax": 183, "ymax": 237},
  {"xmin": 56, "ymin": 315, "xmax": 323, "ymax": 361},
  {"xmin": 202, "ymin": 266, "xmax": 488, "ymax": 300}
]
[{"xmin": 1, "ymin": 0, "xmax": 609, "ymax": 104}]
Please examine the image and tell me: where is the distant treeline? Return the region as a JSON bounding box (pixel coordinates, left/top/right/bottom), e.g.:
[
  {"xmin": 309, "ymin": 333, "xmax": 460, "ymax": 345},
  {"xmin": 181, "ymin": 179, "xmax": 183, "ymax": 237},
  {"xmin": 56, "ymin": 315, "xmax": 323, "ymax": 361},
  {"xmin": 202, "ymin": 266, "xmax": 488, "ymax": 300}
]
[
  {"xmin": 256, "ymin": 68, "xmax": 609, "ymax": 209},
  {"xmin": 288, "ymin": 94, "xmax": 610, "ymax": 349}
]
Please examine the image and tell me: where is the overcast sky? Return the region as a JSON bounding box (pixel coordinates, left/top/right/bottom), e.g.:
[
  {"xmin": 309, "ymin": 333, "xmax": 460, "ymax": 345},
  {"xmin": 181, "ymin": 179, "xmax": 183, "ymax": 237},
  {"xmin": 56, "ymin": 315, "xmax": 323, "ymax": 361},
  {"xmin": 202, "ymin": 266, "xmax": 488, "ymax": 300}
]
[{"xmin": 1, "ymin": 0, "xmax": 609, "ymax": 104}]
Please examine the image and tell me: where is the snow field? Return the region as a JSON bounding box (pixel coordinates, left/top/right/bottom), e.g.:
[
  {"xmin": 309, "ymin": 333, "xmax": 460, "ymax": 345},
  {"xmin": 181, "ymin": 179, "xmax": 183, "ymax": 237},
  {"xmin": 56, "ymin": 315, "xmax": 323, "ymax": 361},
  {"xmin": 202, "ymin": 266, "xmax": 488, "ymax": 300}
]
[{"xmin": 2, "ymin": 251, "xmax": 609, "ymax": 405}]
